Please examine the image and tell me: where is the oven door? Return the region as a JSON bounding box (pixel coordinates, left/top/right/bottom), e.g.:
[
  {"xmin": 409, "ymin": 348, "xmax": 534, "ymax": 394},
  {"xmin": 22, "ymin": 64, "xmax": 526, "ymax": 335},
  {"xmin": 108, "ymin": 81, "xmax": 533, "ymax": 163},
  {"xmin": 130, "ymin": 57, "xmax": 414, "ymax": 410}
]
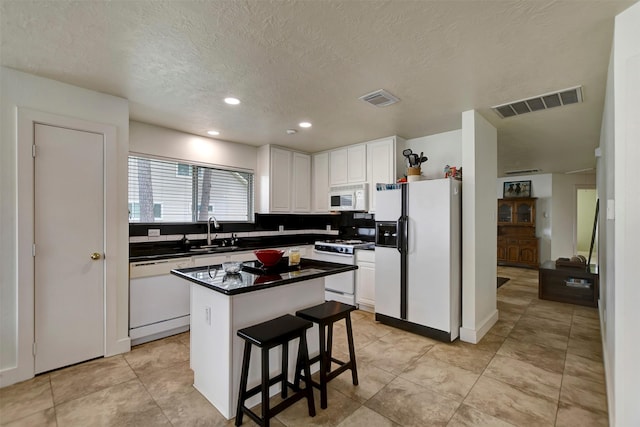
[{"xmin": 311, "ymin": 249, "xmax": 355, "ymax": 294}]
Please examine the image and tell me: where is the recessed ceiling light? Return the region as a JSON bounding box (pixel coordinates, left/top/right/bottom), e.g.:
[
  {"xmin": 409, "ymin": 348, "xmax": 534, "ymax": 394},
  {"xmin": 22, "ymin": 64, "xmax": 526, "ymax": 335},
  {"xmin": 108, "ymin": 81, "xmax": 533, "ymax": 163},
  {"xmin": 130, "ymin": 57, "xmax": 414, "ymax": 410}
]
[
  {"xmin": 207, "ymin": 130, "xmax": 220, "ymax": 136},
  {"xmin": 224, "ymin": 97, "xmax": 240, "ymax": 105},
  {"xmin": 299, "ymin": 122, "xmax": 312, "ymax": 128}
]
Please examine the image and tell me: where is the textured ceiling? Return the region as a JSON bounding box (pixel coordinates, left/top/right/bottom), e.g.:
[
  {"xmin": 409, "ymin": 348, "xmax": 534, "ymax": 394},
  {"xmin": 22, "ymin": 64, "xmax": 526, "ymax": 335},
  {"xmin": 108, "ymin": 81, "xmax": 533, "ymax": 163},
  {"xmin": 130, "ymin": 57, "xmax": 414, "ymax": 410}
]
[{"xmin": 1, "ymin": 0, "xmax": 634, "ymax": 175}]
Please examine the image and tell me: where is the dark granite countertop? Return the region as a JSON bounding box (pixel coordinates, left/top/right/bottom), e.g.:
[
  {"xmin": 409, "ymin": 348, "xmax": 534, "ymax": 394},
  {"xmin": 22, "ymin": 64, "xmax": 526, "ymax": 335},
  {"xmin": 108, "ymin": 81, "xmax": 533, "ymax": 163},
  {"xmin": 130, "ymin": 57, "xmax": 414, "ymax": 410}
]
[{"xmin": 171, "ymin": 258, "xmax": 357, "ymax": 295}]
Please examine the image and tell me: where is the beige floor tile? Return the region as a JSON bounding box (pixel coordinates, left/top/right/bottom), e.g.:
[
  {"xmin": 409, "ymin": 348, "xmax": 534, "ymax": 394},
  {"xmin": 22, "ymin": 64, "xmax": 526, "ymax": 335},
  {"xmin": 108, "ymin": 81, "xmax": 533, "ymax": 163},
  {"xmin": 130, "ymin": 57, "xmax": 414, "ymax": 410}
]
[
  {"xmin": 497, "ymin": 300, "xmax": 528, "ymax": 315},
  {"xmin": 463, "ymin": 376, "xmax": 557, "ymax": 426},
  {"xmin": 275, "ymin": 386, "xmax": 361, "ymax": 427},
  {"xmin": 507, "ymin": 325, "xmax": 569, "ymax": 351},
  {"xmin": 489, "ymin": 319, "xmax": 517, "ymax": 337},
  {"xmin": 365, "ymin": 376, "xmax": 460, "ymax": 427},
  {"xmin": 0, "ymin": 374, "xmax": 53, "ymax": 425},
  {"xmin": 124, "ymin": 336, "xmax": 189, "ymax": 376},
  {"xmin": 517, "ymin": 313, "xmax": 572, "ymax": 335},
  {"xmin": 357, "ymin": 334, "xmax": 433, "ymax": 376},
  {"xmin": 496, "ymin": 337, "xmax": 566, "ymax": 374},
  {"xmin": 330, "ymin": 322, "xmax": 380, "ymax": 355},
  {"xmin": 483, "ymin": 355, "xmax": 562, "ymax": 401},
  {"xmin": 1, "ymin": 407, "xmax": 56, "ymax": 427},
  {"xmin": 454, "ymin": 332, "xmax": 506, "ymax": 354},
  {"xmin": 559, "ymin": 374, "xmax": 608, "ymax": 414},
  {"xmin": 555, "ymin": 402, "xmax": 609, "ymax": 427},
  {"xmin": 570, "ymin": 322, "xmax": 601, "ymax": 342},
  {"xmin": 497, "ymin": 309, "xmax": 522, "ymax": 325},
  {"xmin": 335, "ymin": 406, "xmax": 399, "ymax": 427},
  {"xmin": 564, "ymin": 353, "xmax": 605, "ymax": 385},
  {"xmin": 446, "ymin": 404, "xmax": 516, "ymax": 427},
  {"xmin": 328, "ymin": 358, "xmax": 396, "ymax": 404},
  {"xmin": 55, "ymin": 379, "xmax": 171, "ymax": 426},
  {"xmin": 572, "ymin": 313, "xmax": 601, "ymax": 330},
  {"xmin": 159, "ymin": 388, "xmax": 231, "ymax": 427},
  {"xmin": 496, "ymin": 294, "xmax": 532, "ymax": 307},
  {"xmin": 351, "ymin": 316, "xmax": 395, "ymax": 339},
  {"xmin": 426, "ymin": 343, "xmax": 494, "ymax": 374},
  {"xmin": 572, "ymin": 306, "xmax": 600, "ymax": 320},
  {"xmin": 137, "ymin": 360, "xmax": 194, "ymax": 404},
  {"xmin": 175, "ymin": 331, "xmax": 191, "ymax": 348},
  {"xmin": 524, "ymin": 303, "xmax": 574, "ymax": 324},
  {"xmin": 567, "ymin": 337, "xmax": 603, "ymax": 362},
  {"xmin": 49, "ymin": 354, "xmax": 136, "ymax": 404},
  {"xmin": 400, "ymin": 354, "xmax": 480, "ymax": 401}
]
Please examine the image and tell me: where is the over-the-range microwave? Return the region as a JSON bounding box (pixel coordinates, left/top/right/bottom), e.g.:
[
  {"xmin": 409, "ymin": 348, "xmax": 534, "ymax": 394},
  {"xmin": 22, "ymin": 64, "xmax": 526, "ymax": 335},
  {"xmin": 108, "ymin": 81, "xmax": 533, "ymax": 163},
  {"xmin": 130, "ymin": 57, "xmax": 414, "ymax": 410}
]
[{"xmin": 329, "ymin": 183, "xmax": 368, "ymax": 211}]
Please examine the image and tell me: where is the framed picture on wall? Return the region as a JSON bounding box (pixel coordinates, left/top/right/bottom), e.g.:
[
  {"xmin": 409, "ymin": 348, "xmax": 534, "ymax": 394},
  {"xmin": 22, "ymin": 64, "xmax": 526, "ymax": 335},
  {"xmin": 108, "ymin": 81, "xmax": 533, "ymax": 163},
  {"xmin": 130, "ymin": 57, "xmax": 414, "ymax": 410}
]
[{"xmin": 503, "ymin": 180, "xmax": 531, "ymax": 198}]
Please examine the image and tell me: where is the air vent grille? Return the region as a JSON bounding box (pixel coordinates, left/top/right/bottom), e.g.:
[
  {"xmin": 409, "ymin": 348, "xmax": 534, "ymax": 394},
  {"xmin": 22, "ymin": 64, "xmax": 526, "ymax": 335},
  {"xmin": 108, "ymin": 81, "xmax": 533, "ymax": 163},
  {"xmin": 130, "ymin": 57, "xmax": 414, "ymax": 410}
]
[
  {"xmin": 504, "ymin": 169, "xmax": 541, "ymax": 175},
  {"xmin": 359, "ymin": 89, "xmax": 400, "ymax": 107},
  {"xmin": 492, "ymin": 86, "xmax": 583, "ymax": 118}
]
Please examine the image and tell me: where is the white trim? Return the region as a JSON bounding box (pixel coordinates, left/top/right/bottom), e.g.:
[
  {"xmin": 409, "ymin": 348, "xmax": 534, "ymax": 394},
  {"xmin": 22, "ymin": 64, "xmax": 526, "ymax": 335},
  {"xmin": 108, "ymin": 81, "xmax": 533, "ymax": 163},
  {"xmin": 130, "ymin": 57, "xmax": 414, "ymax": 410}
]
[
  {"xmin": 460, "ymin": 309, "xmax": 499, "ymax": 344},
  {"xmin": 600, "ymin": 301, "xmax": 614, "ymax": 427}
]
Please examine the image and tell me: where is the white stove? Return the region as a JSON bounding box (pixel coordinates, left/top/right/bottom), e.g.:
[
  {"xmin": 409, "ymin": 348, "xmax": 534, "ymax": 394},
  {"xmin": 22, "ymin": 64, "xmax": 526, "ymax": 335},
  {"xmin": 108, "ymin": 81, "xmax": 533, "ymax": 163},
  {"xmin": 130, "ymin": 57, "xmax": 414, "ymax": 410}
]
[
  {"xmin": 314, "ymin": 239, "xmax": 374, "ymax": 255},
  {"xmin": 312, "ymin": 239, "xmax": 373, "ymax": 306}
]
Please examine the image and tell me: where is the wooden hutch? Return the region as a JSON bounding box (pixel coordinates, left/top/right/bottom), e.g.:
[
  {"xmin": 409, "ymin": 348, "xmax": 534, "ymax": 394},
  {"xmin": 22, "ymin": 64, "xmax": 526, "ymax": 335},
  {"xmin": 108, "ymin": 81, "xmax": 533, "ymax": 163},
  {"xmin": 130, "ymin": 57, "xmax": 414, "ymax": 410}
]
[{"xmin": 497, "ymin": 198, "xmax": 539, "ymax": 268}]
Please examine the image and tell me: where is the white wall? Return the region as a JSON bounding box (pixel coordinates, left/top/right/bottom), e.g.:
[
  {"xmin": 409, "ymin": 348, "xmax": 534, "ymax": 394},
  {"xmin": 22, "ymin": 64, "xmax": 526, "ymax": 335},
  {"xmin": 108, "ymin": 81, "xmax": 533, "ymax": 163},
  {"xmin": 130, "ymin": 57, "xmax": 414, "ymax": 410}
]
[
  {"xmin": 576, "ymin": 189, "xmax": 597, "ymax": 253},
  {"xmin": 497, "ymin": 174, "xmax": 553, "ymax": 263},
  {"xmin": 403, "ymin": 130, "xmax": 462, "ymax": 180},
  {"xmin": 460, "ymin": 110, "xmax": 498, "ymax": 343},
  {"xmin": 608, "ymin": 3, "xmax": 640, "ymax": 425},
  {"xmin": 129, "ymin": 121, "xmax": 257, "ymax": 172},
  {"xmin": 0, "ymin": 67, "xmax": 130, "ymax": 386}
]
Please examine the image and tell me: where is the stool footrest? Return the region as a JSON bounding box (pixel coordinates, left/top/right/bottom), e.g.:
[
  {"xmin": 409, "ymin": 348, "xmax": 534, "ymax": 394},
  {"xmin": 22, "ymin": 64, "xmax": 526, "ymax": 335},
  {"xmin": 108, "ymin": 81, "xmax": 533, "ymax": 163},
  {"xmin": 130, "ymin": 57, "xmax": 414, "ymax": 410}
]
[
  {"xmin": 239, "ymin": 380, "xmax": 310, "ymax": 423},
  {"xmin": 243, "ymin": 375, "xmax": 305, "ymax": 401}
]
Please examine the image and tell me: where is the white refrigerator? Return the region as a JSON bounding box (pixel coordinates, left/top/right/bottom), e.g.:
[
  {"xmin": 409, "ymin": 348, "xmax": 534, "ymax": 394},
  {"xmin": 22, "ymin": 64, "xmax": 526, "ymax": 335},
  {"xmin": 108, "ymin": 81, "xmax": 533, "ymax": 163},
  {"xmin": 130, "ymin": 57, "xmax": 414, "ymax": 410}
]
[{"xmin": 374, "ymin": 178, "xmax": 461, "ymax": 341}]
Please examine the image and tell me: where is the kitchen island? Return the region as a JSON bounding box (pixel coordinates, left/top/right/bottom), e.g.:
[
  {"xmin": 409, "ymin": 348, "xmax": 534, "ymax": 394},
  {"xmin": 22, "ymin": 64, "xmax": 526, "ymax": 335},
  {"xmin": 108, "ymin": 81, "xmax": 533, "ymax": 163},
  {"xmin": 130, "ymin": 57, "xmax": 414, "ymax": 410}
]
[{"xmin": 171, "ymin": 258, "xmax": 357, "ymax": 420}]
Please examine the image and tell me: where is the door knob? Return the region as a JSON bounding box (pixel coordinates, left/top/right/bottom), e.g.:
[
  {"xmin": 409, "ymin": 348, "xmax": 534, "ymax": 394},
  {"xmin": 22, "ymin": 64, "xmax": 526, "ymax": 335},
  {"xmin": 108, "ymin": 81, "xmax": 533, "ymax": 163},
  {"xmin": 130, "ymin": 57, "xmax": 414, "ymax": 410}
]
[{"xmin": 90, "ymin": 252, "xmax": 102, "ymax": 260}]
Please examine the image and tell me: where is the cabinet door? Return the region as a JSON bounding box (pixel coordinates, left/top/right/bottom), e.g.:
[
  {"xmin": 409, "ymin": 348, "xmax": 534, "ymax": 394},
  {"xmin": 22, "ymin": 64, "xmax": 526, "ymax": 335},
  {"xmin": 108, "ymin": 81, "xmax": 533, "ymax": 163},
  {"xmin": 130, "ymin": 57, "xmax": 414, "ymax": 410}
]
[
  {"xmin": 329, "ymin": 148, "xmax": 348, "ymax": 186},
  {"xmin": 515, "ymin": 200, "xmax": 535, "ymax": 226},
  {"xmin": 497, "ymin": 200, "xmax": 514, "ymax": 224},
  {"xmin": 292, "ymin": 152, "xmax": 311, "ymax": 212},
  {"xmin": 270, "ymin": 147, "xmax": 292, "ymax": 212},
  {"xmin": 347, "ymin": 144, "xmax": 367, "ymax": 183},
  {"xmin": 506, "ymin": 239, "xmax": 519, "ymax": 262},
  {"xmin": 518, "ymin": 240, "xmax": 538, "ymax": 265},
  {"xmin": 497, "ymin": 238, "xmax": 507, "ymax": 261},
  {"xmin": 367, "ymin": 138, "xmax": 395, "ymax": 213},
  {"xmin": 312, "ymin": 152, "xmax": 329, "ymax": 213},
  {"xmin": 356, "ymin": 261, "xmax": 376, "ymax": 307}
]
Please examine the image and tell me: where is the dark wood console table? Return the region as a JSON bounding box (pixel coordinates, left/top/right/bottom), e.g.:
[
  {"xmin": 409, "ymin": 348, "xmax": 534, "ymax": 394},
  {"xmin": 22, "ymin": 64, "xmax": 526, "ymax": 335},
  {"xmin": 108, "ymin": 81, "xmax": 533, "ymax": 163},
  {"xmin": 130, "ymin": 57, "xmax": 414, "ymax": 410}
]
[{"xmin": 538, "ymin": 260, "xmax": 599, "ymax": 307}]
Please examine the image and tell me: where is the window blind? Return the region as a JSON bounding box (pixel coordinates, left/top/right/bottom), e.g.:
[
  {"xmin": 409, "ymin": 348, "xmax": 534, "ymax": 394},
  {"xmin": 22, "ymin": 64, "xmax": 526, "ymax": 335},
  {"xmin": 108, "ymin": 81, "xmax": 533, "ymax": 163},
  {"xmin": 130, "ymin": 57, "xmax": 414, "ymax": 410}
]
[{"xmin": 128, "ymin": 156, "xmax": 254, "ymax": 223}]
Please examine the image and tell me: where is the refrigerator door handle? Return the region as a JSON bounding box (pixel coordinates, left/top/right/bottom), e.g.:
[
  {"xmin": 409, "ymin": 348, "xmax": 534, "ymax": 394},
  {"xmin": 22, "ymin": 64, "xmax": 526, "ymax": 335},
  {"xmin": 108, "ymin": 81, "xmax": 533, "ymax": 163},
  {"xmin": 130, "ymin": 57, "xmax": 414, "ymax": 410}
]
[
  {"xmin": 396, "ymin": 217, "xmax": 403, "ymax": 253},
  {"xmin": 396, "ymin": 216, "xmax": 408, "ymax": 253}
]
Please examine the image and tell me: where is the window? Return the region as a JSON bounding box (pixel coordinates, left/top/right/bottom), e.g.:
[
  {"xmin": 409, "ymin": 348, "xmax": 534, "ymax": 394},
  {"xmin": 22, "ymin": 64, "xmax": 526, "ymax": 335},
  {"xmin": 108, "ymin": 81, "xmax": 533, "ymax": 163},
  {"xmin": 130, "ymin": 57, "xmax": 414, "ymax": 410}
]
[{"xmin": 128, "ymin": 156, "xmax": 254, "ymax": 223}]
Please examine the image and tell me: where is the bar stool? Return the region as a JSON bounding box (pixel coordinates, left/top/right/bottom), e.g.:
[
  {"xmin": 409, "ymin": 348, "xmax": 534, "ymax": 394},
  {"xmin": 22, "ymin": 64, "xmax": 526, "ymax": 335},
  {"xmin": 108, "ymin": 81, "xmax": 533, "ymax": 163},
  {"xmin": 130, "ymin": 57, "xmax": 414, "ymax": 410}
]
[
  {"xmin": 235, "ymin": 314, "xmax": 316, "ymax": 427},
  {"xmin": 295, "ymin": 301, "xmax": 358, "ymax": 409}
]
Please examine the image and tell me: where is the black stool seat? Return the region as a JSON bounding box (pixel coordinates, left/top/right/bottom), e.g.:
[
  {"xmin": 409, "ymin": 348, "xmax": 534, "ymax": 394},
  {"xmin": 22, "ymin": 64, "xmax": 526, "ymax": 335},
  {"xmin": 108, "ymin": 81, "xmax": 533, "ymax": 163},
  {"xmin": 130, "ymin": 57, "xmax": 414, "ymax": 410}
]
[
  {"xmin": 235, "ymin": 314, "xmax": 315, "ymax": 427},
  {"xmin": 296, "ymin": 301, "xmax": 358, "ymax": 409}
]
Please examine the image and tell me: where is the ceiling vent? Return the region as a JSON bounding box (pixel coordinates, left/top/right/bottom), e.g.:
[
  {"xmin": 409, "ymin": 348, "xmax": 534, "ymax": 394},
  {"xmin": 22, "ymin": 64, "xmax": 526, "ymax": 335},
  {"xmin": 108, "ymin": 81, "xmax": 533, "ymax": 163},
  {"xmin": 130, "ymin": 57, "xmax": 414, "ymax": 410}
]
[
  {"xmin": 492, "ymin": 86, "xmax": 583, "ymax": 118},
  {"xmin": 504, "ymin": 168, "xmax": 541, "ymax": 175},
  {"xmin": 359, "ymin": 89, "xmax": 400, "ymax": 107}
]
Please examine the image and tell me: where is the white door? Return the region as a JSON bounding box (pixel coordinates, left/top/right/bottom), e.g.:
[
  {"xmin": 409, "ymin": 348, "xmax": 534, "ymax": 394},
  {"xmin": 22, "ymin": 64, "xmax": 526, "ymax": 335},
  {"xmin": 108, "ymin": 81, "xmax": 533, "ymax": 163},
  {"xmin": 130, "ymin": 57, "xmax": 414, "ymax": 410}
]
[{"xmin": 34, "ymin": 124, "xmax": 105, "ymax": 373}]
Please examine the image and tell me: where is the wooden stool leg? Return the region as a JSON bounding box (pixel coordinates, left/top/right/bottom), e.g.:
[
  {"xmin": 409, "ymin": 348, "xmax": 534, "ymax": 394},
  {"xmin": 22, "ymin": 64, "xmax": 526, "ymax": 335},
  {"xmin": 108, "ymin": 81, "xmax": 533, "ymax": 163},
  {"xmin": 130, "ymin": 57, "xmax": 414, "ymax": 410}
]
[
  {"xmin": 326, "ymin": 322, "xmax": 333, "ymax": 373},
  {"xmin": 345, "ymin": 315, "xmax": 358, "ymax": 386},
  {"xmin": 235, "ymin": 341, "xmax": 252, "ymax": 426},
  {"xmin": 300, "ymin": 333, "xmax": 316, "ymax": 417},
  {"xmin": 281, "ymin": 343, "xmax": 289, "ymax": 398},
  {"xmin": 261, "ymin": 347, "xmax": 270, "ymax": 427},
  {"xmin": 318, "ymin": 324, "xmax": 328, "ymax": 409}
]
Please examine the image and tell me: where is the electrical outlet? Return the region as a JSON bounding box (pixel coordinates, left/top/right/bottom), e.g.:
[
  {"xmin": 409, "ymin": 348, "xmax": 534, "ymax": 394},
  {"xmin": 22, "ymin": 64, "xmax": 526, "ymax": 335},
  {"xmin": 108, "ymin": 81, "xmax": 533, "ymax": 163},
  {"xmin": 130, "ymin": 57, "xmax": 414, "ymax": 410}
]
[
  {"xmin": 326, "ymin": 224, "xmax": 332, "ymax": 231},
  {"xmin": 279, "ymin": 225, "xmax": 284, "ymax": 232},
  {"xmin": 205, "ymin": 306, "xmax": 211, "ymax": 326},
  {"xmin": 148, "ymin": 229, "xmax": 161, "ymax": 237}
]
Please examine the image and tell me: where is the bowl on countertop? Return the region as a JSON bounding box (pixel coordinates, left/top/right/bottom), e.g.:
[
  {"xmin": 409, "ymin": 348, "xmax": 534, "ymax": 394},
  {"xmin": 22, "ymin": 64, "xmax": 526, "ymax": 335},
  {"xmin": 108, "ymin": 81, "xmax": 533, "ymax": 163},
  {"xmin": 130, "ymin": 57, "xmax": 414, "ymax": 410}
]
[
  {"xmin": 222, "ymin": 261, "xmax": 243, "ymax": 274},
  {"xmin": 254, "ymin": 249, "xmax": 285, "ymax": 267}
]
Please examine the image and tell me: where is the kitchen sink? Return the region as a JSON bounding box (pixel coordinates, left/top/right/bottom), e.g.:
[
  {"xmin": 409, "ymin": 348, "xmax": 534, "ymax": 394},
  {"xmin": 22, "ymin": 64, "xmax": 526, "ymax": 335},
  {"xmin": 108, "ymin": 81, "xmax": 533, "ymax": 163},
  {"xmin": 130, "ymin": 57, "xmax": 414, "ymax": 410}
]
[{"xmin": 189, "ymin": 246, "xmax": 239, "ymax": 253}]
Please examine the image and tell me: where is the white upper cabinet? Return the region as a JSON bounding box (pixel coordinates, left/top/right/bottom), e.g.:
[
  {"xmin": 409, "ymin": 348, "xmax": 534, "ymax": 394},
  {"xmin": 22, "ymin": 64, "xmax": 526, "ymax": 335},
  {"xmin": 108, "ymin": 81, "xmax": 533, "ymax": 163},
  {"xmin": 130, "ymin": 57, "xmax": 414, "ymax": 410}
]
[
  {"xmin": 366, "ymin": 137, "xmax": 399, "ymax": 213},
  {"xmin": 312, "ymin": 152, "xmax": 329, "ymax": 213},
  {"xmin": 329, "ymin": 144, "xmax": 367, "ymax": 186},
  {"xmin": 292, "ymin": 152, "xmax": 311, "ymax": 212},
  {"xmin": 256, "ymin": 145, "xmax": 310, "ymax": 213}
]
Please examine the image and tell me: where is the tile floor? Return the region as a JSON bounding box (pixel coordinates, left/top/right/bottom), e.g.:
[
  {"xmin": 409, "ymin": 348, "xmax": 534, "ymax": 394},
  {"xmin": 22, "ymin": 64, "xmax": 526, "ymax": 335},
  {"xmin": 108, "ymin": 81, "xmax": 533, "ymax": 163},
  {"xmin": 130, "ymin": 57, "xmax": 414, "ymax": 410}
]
[{"xmin": 0, "ymin": 266, "xmax": 607, "ymax": 426}]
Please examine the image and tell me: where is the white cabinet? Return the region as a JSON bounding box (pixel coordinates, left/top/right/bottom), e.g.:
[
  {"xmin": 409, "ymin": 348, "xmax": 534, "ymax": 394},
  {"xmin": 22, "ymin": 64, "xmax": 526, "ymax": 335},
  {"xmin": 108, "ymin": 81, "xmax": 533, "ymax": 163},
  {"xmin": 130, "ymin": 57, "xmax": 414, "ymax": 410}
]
[
  {"xmin": 366, "ymin": 137, "xmax": 398, "ymax": 213},
  {"xmin": 356, "ymin": 249, "xmax": 375, "ymax": 311},
  {"xmin": 312, "ymin": 152, "xmax": 329, "ymax": 213},
  {"xmin": 329, "ymin": 144, "xmax": 367, "ymax": 186},
  {"xmin": 292, "ymin": 152, "xmax": 311, "ymax": 212},
  {"xmin": 256, "ymin": 145, "xmax": 311, "ymax": 213}
]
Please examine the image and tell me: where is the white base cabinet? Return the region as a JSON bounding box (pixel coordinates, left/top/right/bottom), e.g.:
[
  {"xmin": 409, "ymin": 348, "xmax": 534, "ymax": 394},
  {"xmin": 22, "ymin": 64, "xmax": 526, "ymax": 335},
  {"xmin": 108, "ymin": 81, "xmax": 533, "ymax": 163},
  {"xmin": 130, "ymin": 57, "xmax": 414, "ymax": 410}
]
[{"xmin": 355, "ymin": 249, "xmax": 375, "ymax": 311}]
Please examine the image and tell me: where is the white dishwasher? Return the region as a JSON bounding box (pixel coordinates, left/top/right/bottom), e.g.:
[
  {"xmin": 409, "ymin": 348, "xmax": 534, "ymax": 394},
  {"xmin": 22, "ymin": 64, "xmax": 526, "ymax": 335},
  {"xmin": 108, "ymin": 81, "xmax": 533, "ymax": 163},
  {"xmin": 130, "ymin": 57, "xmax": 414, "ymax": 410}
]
[{"xmin": 129, "ymin": 257, "xmax": 192, "ymax": 345}]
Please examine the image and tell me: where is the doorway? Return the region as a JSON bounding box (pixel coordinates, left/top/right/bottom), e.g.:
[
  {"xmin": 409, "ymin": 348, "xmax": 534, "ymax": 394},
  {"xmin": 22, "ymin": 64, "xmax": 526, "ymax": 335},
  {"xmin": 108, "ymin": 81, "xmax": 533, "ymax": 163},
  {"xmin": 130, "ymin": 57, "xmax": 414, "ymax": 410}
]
[
  {"xmin": 576, "ymin": 187, "xmax": 597, "ymax": 262},
  {"xmin": 34, "ymin": 124, "xmax": 105, "ymax": 373}
]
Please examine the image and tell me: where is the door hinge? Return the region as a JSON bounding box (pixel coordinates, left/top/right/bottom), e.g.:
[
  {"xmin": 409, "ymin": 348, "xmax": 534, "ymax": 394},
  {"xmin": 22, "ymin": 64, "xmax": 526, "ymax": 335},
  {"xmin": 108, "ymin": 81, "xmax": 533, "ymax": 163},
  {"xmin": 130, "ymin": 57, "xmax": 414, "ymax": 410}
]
[
  {"xmin": 32, "ymin": 145, "xmax": 36, "ymax": 158},
  {"xmin": 32, "ymin": 244, "xmax": 36, "ymax": 257},
  {"xmin": 32, "ymin": 342, "xmax": 37, "ymax": 356}
]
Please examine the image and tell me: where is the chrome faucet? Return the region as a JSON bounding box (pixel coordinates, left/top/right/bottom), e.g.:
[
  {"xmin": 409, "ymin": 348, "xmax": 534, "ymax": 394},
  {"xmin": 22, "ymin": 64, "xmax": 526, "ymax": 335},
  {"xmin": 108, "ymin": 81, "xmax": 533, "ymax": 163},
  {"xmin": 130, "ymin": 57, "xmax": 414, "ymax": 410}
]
[{"xmin": 207, "ymin": 216, "xmax": 220, "ymax": 245}]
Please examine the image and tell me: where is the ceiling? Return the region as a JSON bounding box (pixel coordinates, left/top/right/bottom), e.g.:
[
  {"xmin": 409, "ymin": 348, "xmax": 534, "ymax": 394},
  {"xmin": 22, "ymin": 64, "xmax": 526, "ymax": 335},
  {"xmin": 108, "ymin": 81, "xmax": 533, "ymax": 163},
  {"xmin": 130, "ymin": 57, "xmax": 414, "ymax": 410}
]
[{"xmin": 1, "ymin": 0, "xmax": 634, "ymax": 176}]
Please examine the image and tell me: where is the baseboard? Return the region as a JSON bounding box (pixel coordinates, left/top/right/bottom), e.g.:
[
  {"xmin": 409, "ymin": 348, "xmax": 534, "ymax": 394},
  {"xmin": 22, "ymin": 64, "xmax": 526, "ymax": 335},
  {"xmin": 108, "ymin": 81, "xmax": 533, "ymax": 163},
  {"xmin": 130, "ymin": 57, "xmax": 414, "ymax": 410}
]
[
  {"xmin": 106, "ymin": 336, "xmax": 132, "ymax": 357},
  {"xmin": 460, "ymin": 309, "xmax": 499, "ymax": 344},
  {"xmin": 0, "ymin": 366, "xmax": 33, "ymax": 388}
]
